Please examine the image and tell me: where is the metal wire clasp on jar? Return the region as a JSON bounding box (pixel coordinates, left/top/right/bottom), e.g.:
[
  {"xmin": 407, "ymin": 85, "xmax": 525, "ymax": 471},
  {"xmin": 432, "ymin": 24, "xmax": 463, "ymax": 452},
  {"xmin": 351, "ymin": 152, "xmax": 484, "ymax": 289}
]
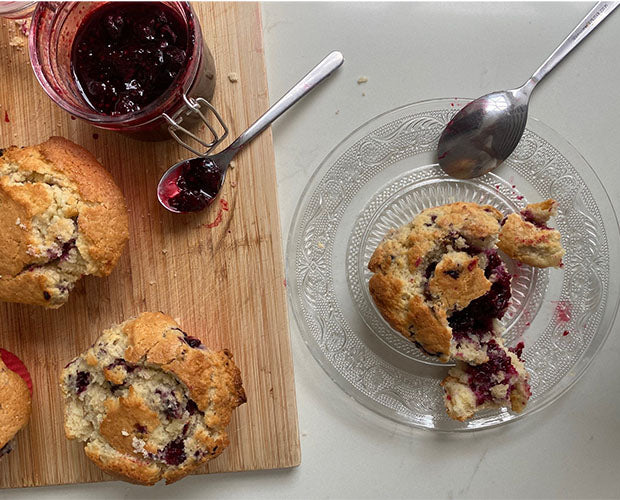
[{"xmin": 163, "ymin": 95, "xmax": 228, "ymax": 156}]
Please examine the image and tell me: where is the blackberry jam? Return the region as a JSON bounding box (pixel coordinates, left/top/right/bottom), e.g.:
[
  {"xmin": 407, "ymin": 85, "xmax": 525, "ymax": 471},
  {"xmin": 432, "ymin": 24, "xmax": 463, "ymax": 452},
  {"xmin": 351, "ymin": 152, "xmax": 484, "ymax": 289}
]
[
  {"xmin": 161, "ymin": 157, "xmax": 223, "ymax": 213},
  {"xmin": 71, "ymin": 3, "xmax": 190, "ymax": 116},
  {"xmin": 30, "ymin": 2, "xmax": 216, "ymax": 140}
]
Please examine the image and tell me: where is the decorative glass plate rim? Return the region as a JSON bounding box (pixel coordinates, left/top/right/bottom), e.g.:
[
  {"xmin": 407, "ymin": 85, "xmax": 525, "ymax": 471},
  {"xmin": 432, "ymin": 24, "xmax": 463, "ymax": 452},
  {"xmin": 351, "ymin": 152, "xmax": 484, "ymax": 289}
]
[{"xmin": 286, "ymin": 97, "xmax": 620, "ymax": 432}]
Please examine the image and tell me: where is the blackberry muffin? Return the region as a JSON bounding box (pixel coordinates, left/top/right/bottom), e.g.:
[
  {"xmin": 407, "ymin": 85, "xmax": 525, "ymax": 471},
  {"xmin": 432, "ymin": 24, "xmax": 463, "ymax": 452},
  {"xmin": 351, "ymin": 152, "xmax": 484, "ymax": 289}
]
[
  {"xmin": 368, "ymin": 201, "xmax": 564, "ymax": 421},
  {"xmin": 0, "ymin": 137, "xmax": 129, "ymax": 308},
  {"xmin": 368, "ymin": 202, "xmax": 509, "ymax": 364},
  {"xmin": 498, "ymin": 199, "xmax": 565, "ymax": 268},
  {"xmin": 0, "ymin": 349, "xmax": 32, "ymax": 459},
  {"xmin": 61, "ymin": 312, "xmax": 246, "ymax": 485}
]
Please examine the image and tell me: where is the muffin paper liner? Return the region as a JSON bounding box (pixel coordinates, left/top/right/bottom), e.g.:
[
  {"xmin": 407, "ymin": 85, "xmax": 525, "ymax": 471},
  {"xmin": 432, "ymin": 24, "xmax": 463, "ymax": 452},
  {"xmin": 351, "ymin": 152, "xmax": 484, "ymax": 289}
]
[{"xmin": 0, "ymin": 348, "xmax": 33, "ymax": 395}]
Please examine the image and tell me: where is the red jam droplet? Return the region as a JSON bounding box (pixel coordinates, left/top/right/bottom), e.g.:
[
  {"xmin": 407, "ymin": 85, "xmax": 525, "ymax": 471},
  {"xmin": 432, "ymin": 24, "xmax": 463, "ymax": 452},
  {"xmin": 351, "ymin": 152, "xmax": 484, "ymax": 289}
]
[
  {"xmin": 71, "ymin": 2, "xmax": 190, "ymax": 115},
  {"xmin": 554, "ymin": 300, "xmax": 571, "ymax": 323},
  {"xmin": 205, "ymin": 209, "xmax": 223, "ymax": 229}
]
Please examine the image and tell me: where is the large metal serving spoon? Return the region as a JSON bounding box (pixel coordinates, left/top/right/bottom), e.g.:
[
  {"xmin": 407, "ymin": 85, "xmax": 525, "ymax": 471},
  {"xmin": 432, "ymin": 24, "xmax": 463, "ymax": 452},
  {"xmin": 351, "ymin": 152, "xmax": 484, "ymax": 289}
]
[
  {"xmin": 158, "ymin": 51, "xmax": 344, "ymax": 213},
  {"xmin": 438, "ymin": 2, "xmax": 618, "ymax": 179}
]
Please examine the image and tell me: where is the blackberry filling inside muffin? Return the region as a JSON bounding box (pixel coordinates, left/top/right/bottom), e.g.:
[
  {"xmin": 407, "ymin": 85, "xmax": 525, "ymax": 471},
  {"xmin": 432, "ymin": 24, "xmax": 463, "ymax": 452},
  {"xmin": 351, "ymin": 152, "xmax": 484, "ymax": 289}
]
[
  {"xmin": 464, "ymin": 340, "xmax": 522, "ymax": 405},
  {"xmin": 74, "ymin": 370, "xmax": 92, "ymax": 395},
  {"xmin": 520, "ymin": 209, "xmax": 551, "ymax": 230},
  {"xmin": 448, "ymin": 249, "xmax": 512, "ymax": 358},
  {"xmin": 442, "ymin": 339, "xmax": 531, "ymax": 421}
]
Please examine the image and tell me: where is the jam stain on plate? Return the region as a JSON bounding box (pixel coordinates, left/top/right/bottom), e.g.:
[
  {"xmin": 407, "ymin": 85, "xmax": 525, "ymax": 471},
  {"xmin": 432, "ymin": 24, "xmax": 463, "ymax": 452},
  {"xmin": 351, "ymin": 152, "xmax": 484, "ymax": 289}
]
[
  {"xmin": 552, "ymin": 300, "xmax": 572, "ymax": 323},
  {"xmin": 71, "ymin": 2, "xmax": 190, "ymax": 115}
]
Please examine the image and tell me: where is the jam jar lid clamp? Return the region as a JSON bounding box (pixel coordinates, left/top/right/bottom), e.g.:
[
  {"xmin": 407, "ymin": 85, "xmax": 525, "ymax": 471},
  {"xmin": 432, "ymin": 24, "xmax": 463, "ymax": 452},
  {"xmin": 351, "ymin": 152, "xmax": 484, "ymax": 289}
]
[{"xmin": 163, "ymin": 94, "xmax": 229, "ymax": 157}]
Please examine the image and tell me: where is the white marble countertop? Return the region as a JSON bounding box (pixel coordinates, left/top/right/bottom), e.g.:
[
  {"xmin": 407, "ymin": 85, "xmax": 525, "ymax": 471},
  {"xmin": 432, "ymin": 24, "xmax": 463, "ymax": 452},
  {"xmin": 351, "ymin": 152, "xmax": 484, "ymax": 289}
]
[{"xmin": 3, "ymin": 2, "xmax": 620, "ymax": 499}]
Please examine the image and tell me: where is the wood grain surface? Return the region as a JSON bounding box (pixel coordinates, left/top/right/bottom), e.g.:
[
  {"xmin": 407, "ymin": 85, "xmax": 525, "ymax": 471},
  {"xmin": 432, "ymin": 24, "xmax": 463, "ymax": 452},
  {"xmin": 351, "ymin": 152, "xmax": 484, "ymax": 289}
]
[{"xmin": 0, "ymin": 2, "xmax": 300, "ymax": 488}]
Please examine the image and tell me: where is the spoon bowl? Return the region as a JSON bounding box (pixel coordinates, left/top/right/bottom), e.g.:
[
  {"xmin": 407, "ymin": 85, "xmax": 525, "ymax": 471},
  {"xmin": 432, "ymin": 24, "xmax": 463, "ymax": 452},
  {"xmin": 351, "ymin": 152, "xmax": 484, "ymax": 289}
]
[
  {"xmin": 437, "ymin": 1, "xmax": 617, "ymax": 179},
  {"xmin": 157, "ymin": 155, "xmax": 227, "ymax": 213},
  {"xmin": 438, "ymin": 86, "xmax": 531, "ymax": 179}
]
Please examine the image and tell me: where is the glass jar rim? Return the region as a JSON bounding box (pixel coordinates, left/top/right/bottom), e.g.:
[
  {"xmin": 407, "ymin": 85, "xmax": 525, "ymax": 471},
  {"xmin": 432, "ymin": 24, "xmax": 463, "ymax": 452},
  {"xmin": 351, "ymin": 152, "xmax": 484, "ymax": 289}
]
[
  {"xmin": 28, "ymin": 1, "xmax": 202, "ymax": 126},
  {"xmin": 0, "ymin": 1, "xmax": 36, "ymax": 19}
]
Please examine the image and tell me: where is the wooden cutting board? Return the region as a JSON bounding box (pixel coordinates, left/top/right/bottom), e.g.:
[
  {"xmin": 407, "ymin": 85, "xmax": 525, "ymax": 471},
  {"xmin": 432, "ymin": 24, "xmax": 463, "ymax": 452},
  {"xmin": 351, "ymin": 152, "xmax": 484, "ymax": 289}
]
[{"xmin": 0, "ymin": 2, "xmax": 300, "ymax": 488}]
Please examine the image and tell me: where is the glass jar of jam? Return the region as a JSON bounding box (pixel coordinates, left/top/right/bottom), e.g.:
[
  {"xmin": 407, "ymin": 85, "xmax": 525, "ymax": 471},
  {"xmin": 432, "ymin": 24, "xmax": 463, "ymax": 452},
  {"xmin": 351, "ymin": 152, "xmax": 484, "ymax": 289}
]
[{"xmin": 29, "ymin": 1, "xmax": 217, "ymax": 141}]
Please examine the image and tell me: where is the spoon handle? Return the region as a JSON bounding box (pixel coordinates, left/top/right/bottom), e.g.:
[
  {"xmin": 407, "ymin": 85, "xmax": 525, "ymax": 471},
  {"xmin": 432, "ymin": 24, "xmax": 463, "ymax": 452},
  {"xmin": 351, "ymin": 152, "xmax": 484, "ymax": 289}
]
[
  {"xmin": 226, "ymin": 51, "xmax": 344, "ymax": 153},
  {"xmin": 526, "ymin": 2, "xmax": 618, "ymax": 89}
]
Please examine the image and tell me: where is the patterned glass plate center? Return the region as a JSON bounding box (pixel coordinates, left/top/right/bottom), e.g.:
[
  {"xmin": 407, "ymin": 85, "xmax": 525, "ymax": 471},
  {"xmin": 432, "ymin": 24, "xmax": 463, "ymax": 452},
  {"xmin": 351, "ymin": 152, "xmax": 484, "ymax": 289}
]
[{"xmin": 287, "ymin": 99, "xmax": 617, "ymax": 431}]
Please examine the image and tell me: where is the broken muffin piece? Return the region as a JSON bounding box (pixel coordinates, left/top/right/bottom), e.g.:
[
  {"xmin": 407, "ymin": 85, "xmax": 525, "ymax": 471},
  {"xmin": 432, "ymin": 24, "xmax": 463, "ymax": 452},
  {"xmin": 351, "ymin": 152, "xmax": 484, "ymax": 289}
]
[
  {"xmin": 368, "ymin": 202, "xmax": 507, "ymax": 364},
  {"xmin": 0, "ymin": 137, "xmax": 129, "ymax": 308},
  {"xmin": 497, "ymin": 199, "xmax": 565, "ymax": 268},
  {"xmin": 441, "ymin": 339, "xmax": 531, "ymax": 421},
  {"xmin": 60, "ymin": 312, "xmax": 246, "ymax": 485}
]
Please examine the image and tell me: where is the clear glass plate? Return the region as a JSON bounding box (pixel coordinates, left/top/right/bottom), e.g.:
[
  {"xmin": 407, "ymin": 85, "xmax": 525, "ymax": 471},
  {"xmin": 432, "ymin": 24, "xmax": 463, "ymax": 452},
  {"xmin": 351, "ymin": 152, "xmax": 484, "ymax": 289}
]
[{"xmin": 286, "ymin": 98, "xmax": 620, "ymax": 431}]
